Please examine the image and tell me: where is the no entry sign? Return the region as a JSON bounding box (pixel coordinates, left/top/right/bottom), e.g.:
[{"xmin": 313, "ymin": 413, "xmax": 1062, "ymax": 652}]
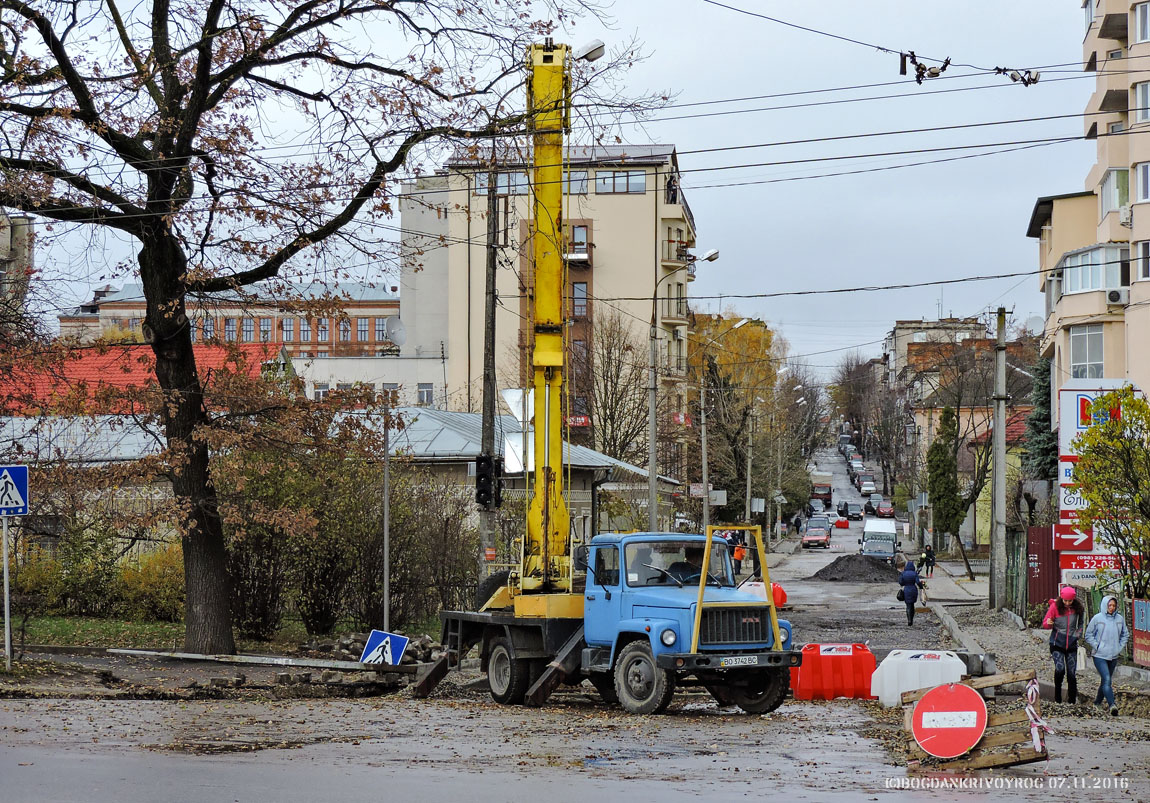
[{"xmin": 911, "ymin": 683, "xmax": 988, "ymax": 759}]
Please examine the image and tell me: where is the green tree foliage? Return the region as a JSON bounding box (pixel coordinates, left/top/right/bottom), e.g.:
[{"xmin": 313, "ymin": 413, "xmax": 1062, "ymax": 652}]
[
  {"xmin": 927, "ymin": 407, "xmax": 965, "ymax": 536},
  {"xmin": 1022, "ymin": 357, "xmax": 1058, "ymax": 480},
  {"xmin": 1071, "ymin": 387, "xmax": 1150, "ymax": 598}
]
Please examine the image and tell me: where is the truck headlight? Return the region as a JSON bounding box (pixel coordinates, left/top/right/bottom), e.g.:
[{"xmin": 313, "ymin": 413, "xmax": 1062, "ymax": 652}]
[{"xmin": 660, "ymin": 629, "xmax": 677, "ymax": 647}]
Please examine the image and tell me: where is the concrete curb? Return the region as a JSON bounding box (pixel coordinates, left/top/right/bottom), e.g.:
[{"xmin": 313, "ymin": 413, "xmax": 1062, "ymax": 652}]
[
  {"xmin": 930, "ymin": 602, "xmax": 998, "ymax": 687},
  {"xmin": 1002, "ymin": 609, "xmax": 1027, "ymax": 631}
]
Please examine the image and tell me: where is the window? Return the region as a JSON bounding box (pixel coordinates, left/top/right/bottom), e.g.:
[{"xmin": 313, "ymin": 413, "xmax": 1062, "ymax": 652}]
[
  {"xmin": 913, "ymin": 332, "xmax": 926, "ymax": 343},
  {"xmin": 375, "ymin": 317, "xmax": 386, "ymax": 341},
  {"xmin": 187, "ymin": 319, "xmax": 198, "ymax": 342},
  {"xmin": 566, "ymin": 170, "xmax": 588, "ymax": 195},
  {"xmin": 282, "ymin": 318, "xmax": 294, "ymax": 341},
  {"xmin": 1101, "ymin": 169, "xmax": 1129, "ymax": 215},
  {"xmin": 318, "ymin": 318, "xmax": 329, "ymax": 342},
  {"xmin": 260, "ymin": 318, "xmax": 271, "ymax": 342},
  {"xmin": 1138, "ymin": 163, "xmax": 1150, "ymax": 203},
  {"xmin": 314, "ymin": 382, "xmax": 330, "ymax": 401},
  {"xmin": 203, "ymin": 318, "xmax": 215, "ymax": 340},
  {"xmin": 339, "ymin": 319, "xmax": 351, "ymax": 342},
  {"xmin": 1108, "ymin": 49, "xmax": 1123, "ymax": 61},
  {"xmin": 572, "ymin": 339, "xmax": 587, "ymax": 367},
  {"xmin": 570, "ymin": 225, "xmax": 588, "ymax": 254},
  {"xmin": 417, "ymin": 383, "xmax": 434, "ymax": 406},
  {"xmin": 1136, "ymin": 83, "xmax": 1150, "ymax": 123},
  {"xmin": 1135, "ymin": 241, "xmax": 1150, "ymax": 280},
  {"xmin": 224, "ymin": 318, "xmax": 237, "ymax": 341},
  {"xmin": 595, "ymin": 170, "xmax": 645, "ymax": 194},
  {"xmin": 1061, "ymin": 245, "xmax": 1127, "ymax": 292},
  {"xmin": 1069, "ymin": 324, "xmax": 1104, "ymax": 379},
  {"xmin": 382, "ymin": 382, "xmax": 399, "ymax": 405},
  {"xmin": 474, "ymin": 171, "xmax": 528, "ymax": 195},
  {"xmin": 1084, "ymin": 0, "xmax": 1094, "ymax": 33},
  {"xmin": 1138, "ymin": 3, "xmax": 1150, "ymax": 43},
  {"xmin": 594, "ymin": 546, "xmax": 619, "ymax": 586},
  {"xmin": 1109, "ymin": 121, "xmax": 1124, "ymax": 135},
  {"xmin": 315, "ymin": 350, "xmax": 328, "ymax": 358},
  {"xmin": 299, "ymin": 318, "xmax": 311, "ymax": 342},
  {"xmin": 572, "ymin": 282, "xmax": 588, "ymax": 317},
  {"xmin": 357, "ymin": 318, "xmax": 369, "ymax": 341},
  {"xmin": 336, "ymin": 382, "xmax": 353, "ymax": 392}
]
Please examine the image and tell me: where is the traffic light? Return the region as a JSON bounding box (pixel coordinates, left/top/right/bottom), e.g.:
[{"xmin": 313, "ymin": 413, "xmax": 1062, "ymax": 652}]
[
  {"xmin": 492, "ymin": 456, "xmax": 503, "ymax": 509},
  {"xmin": 475, "ymin": 453, "xmax": 494, "ymax": 509}
]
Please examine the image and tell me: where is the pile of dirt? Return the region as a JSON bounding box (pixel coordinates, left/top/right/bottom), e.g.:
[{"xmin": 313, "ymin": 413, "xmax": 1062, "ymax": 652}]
[{"xmin": 807, "ymin": 554, "xmax": 900, "ymax": 583}]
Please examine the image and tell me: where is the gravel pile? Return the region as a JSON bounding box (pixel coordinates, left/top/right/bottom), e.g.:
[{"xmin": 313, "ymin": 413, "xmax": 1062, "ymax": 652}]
[{"xmin": 807, "ymin": 554, "xmax": 900, "ymax": 583}]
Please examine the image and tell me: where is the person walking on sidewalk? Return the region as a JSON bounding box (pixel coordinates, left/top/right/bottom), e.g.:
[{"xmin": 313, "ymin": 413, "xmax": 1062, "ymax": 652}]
[
  {"xmin": 1085, "ymin": 594, "xmax": 1130, "ymax": 716},
  {"xmin": 921, "ymin": 545, "xmax": 935, "ymax": 578},
  {"xmin": 898, "ymin": 561, "xmax": 923, "ymax": 626},
  {"xmin": 1042, "ymin": 586, "xmax": 1085, "ymax": 704}
]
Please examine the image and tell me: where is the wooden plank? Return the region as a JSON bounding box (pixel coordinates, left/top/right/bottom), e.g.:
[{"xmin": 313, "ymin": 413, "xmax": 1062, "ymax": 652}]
[
  {"xmin": 411, "ymin": 655, "xmax": 450, "ymax": 699},
  {"xmin": 987, "ymin": 709, "xmax": 1032, "ymax": 728},
  {"xmin": 976, "ymin": 729, "xmax": 1035, "ymax": 750},
  {"xmin": 900, "ymin": 669, "xmax": 1036, "ymax": 704},
  {"xmin": 903, "ymin": 705, "xmax": 914, "ymax": 732},
  {"xmin": 107, "ymin": 648, "xmax": 419, "ymax": 674},
  {"xmin": 935, "ymin": 746, "xmax": 1047, "ymax": 772}
]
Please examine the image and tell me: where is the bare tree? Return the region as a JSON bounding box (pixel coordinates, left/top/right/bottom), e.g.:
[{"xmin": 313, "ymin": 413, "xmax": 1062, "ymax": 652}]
[
  {"xmin": 587, "ymin": 308, "xmax": 648, "ymax": 465},
  {"xmin": 0, "ymin": 0, "xmax": 644, "ymax": 652}
]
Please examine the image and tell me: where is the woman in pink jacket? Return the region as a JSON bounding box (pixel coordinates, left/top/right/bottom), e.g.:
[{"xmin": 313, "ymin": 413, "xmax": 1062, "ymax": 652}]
[{"xmin": 1042, "ymin": 586, "xmax": 1085, "ymax": 704}]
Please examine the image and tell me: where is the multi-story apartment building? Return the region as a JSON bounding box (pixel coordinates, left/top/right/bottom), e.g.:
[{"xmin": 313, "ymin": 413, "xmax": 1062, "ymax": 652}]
[
  {"xmin": 397, "ymin": 144, "xmax": 701, "ymax": 478},
  {"xmin": 1027, "ymin": 2, "xmax": 1150, "ymax": 410},
  {"xmin": 59, "ymin": 282, "xmax": 400, "ymax": 361},
  {"xmin": 882, "ymin": 318, "xmax": 987, "ymax": 389}
]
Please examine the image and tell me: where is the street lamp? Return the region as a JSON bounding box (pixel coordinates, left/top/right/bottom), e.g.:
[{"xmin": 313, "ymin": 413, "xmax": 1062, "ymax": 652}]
[
  {"xmin": 698, "ymin": 318, "xmax": 747, "ymax": 533},
  {"xmin": 648, "ymin": 247, "xmax": 719, "ymax": 530}
]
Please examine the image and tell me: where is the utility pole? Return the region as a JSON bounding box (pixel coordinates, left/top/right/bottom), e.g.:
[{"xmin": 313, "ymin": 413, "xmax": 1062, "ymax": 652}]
[
  {"xmin": 478, "ymin": 160, "xmax": 499, "ymax": 579},
  {"xmin": 991, "ymin": 306, "xmax": 1008, "ymax": 609},
  {"xmin": 701, "ymin": 380, "xmax": 710, "ymax": 532},
  {"xmin": 744, "ymin": 412, "xmax": 753, "ymax": 522},
  {"xmin": 648, "ymin": 324, "xmax": 659, "ymax": 530}
]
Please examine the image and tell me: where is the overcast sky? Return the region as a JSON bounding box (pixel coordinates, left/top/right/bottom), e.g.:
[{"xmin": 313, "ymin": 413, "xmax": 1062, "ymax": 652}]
[
  {"xmin": 42, "ymin": 1, "xmax": 1092, "ymax": 380},
  {"xmin": 572, "ymin": 0, "xmax": 1094, "ymax": 375}
]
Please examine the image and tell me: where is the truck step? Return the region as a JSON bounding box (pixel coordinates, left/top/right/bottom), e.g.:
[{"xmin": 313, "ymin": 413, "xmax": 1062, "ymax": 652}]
[{"xmin": 524, "ymin": 626, "xmax": 585, "ymax": 707}]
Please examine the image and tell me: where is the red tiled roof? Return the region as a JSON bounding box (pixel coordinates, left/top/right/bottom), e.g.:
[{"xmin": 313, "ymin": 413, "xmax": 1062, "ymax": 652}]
[
  {"xmin": 1, "ymin": 343, "xmax": 281, "ymax": 415},
  {"xmin": 969, "ymin": 409, "xmax": 1030, "ymax": 446}
]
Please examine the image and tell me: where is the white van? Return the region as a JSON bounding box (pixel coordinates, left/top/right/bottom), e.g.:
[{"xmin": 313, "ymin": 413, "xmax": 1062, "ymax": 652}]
[{"xmin": 859, "ymin": 519, "xmax": 900, "ymax": 565}]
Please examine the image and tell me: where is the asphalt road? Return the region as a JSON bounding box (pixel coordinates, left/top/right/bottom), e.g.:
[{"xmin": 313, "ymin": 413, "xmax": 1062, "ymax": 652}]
[{"xmin": 1, "ymin": 448, "xmax": 1146, "ymax": 801}]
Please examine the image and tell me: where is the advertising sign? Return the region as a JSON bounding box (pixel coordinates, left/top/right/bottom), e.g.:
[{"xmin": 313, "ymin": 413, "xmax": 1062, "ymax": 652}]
[
  {"xmin": 1059, "ymin": 552, "xmax": 1124, "ymax": 571},
  {"xmin": 1133, "ymin": 599, "xmax": 1150, "ymax": 669},
  {"xmin": 1053, "ymin": 523, "xmax": 1092, "ymax": 552}
]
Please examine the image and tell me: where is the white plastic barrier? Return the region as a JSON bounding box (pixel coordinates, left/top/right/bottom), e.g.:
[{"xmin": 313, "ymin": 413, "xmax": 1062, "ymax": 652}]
[{"xmin": 870, "ymin": 649, "xmax": 967, "ymax": 708}]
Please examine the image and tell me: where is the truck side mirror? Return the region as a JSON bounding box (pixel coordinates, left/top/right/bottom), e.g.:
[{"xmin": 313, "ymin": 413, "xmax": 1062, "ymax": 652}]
[
  {"xmin": 574, "ymin": 545, "xmax": 589, "ymax": 571},
  {"xmin": 857, "ymin": 538, "xmax": 862, "ymax": 545}
]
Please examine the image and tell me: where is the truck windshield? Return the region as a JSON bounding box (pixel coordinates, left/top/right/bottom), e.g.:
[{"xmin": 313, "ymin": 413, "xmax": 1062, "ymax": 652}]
[{"xmin": 623, "ymin": 541, "xmax": 734, "ymax": 587}]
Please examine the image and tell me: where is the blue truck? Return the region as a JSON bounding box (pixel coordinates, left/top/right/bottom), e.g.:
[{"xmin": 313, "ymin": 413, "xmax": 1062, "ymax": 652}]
[{"xmin": 428, "ymin": 532, "xmax": 801, "ymax": 715}]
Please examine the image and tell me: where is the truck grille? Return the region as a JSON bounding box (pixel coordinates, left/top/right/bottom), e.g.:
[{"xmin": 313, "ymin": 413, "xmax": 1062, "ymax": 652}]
[{"xmin": 699, "ymin": 607, "xmax": 771, "ymax": 645}]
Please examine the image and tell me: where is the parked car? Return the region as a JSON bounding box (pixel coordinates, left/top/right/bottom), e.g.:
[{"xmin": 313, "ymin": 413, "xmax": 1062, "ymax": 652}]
[
  {"xmin": 853, "ymin": 471, "xmax": 875, "ymax": 491},
  {"xmin": 876, "ymin": 498, "xmax": 895, "ymax": 518},
  {"xmin": 848, "ymin": 460, "xmax": 864, "ymax": 478},
  {"xmin": 864, "ymin": 493, "xmax": 883, "ymax": 515},
  {"xmin": 836, "ymin": 500, "xmax": 848, "ymax": 518},
  {"xmin": 807, "ymin": 514, "xmax": 830, "ymax": 531},
  {"xmin": 846, "ymin": 502, "xmax": 863, "ymax": 521},
  {"xmin": 859, "ymin": 480, "xmax": 877, "ymax": 496}
]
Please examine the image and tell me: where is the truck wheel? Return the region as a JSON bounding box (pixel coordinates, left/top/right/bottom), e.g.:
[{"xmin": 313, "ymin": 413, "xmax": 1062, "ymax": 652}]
[
  {"xmin": 728, "ymin": 668, "xmax": 789, "ymax": 714},
  {"xmin": 476, "ymin": 570, "xmax": 511, "ymax": 609},
  {"xmin": 487, "ymin": 637, "xmax": 529, "ymax": 705},
  {"xmin": 589, "ymin": 673, "xmax": 618, "ymax": 704},
  {"xmin": 614, "ymin": 641, "xmax": 675, "ymax": 715}
]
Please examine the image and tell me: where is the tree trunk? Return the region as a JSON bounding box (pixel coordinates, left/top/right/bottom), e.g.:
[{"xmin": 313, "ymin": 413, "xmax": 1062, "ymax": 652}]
[{"xmin": 140, "ymin": 232, "xmax": 236, "ymax": 654}]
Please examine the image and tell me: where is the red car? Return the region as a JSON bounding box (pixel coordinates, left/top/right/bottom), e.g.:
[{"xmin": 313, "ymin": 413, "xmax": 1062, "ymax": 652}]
[
  {"xmin": 876, "ymin": 499, "xmax": 895, "ymax": 518},
  {"xmin": 802, "ymin": 525, "xmax": 831, "ymax": 549}
]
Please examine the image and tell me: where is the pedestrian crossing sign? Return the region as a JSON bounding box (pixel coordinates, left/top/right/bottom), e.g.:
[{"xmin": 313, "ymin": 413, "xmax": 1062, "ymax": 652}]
[
  {"xmin": 359, "ymin": 629, "xmax": 409, "ymax": 666},
  {"xmin": 0, "ymin": 466, "xmax": 28, "ymax": 516}
]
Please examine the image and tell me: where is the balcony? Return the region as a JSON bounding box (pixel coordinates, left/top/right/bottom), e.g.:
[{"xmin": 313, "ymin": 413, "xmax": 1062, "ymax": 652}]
[
  {"xmin": 665, "ymin": 355, "xmax": 687, "ymax": 376},
  {"xmin": 662, "ymin": 238, "xmax": 689, "ymax": 265},
  {"xmin": 1099, "ymin": 13, "xmax": 1128, "ymax": 41},
  {"xmin": 564, "ymin": 241, "xmax": 592, "ymax": 269},
  {"xmin": 662, "ymin": 297, "xmax": 689, "ymax": 323}
]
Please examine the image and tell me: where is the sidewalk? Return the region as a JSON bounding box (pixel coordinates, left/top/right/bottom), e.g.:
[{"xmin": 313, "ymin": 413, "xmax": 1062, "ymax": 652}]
[{"xmin": 928, "ymin": 559, "xmax": 989, "ymax": 601}]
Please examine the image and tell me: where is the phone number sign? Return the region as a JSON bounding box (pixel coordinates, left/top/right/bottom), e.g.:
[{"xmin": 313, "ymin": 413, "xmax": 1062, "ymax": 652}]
[{"xmin": 1134, "ymin": 599, "xmax": 1150, "ymax": 669}]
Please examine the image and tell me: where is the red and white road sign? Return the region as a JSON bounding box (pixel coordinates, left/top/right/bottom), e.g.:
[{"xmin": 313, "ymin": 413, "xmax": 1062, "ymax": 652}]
[
  {"xmin": 911, "ymin": 683, "xmax": 988, "ymax": 759},
  {"xmin": 1053, "ymin": 523, "xmax": 1093, "ymax": 552}
]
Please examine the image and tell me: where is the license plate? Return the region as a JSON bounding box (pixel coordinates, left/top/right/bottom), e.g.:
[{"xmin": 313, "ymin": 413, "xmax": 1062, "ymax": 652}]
[{"xmin": 719, "ymin": 655, "xmax": 759, "ymax": 667}]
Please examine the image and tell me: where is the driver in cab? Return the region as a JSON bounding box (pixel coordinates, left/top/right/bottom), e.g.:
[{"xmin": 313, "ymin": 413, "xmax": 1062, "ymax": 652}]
[{"xmin": 667, "ymin": 546, "xmax": 705, "ymax": 583}]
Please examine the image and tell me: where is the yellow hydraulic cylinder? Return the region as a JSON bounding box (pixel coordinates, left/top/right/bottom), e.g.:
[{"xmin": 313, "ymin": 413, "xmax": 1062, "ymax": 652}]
[{"xmin": 522, "ymin": 41, "xmax": 571, "ymax": 592}]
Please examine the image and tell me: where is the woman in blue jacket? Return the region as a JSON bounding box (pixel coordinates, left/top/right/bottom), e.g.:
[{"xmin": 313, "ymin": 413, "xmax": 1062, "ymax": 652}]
[
  {"xmin": 1085, "ymin": 595, "xmax": 1130, "ymax": 716},
  {"xmin": 899, "ymin": 561, "xmax": 922, "ymax": 626}
]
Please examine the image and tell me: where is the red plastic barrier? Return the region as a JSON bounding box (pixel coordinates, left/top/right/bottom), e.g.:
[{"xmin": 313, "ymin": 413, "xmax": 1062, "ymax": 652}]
[
  {"xmin": 771, "ymin": 582, "xmax": 787, "ymax": 607},
  {"xmin": 789, "ymin": 643, "xmax": 877, "ymax": 701}
]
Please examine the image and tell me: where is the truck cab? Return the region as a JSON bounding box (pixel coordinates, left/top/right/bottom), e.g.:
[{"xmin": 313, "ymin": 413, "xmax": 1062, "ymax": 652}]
[
  {"xmin": 581, "ymin": 532, "xmax": 799, "ymax": 714},
  {"xmin": 858, "ymin": 519, "xmax": 901, "ymax": 565}
]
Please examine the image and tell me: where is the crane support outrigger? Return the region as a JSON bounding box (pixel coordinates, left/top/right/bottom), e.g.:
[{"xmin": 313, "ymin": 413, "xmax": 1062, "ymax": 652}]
[{"xmin": 418, "ymin": 41, "xmax": 801, "ymax": 714}]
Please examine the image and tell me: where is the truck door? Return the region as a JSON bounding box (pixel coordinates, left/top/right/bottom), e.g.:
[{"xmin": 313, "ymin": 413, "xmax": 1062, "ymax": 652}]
[{"xmin": 584, "ymin": 545, "xmax": 622, "ymax": 647}]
